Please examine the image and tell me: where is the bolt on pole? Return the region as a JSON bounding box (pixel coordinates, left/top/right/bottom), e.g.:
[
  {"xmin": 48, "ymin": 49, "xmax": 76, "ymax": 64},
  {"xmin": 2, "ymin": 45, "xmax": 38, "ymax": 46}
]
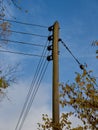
[{"xmin": 52, "ymin": 21, "xmax": 59, "ymax": 130}]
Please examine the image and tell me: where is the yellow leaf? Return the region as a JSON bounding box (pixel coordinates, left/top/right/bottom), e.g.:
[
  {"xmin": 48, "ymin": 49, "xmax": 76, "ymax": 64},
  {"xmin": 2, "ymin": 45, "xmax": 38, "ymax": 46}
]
[
  {"xmin": 79, "ymin": 82, "xmax": 85, "ymax": 86},
  {"xmin": 75, "ymin": 74, "xmax": 80, "ymax": 83},
  {"xmin": 0, "ymin": 78, "xmax": 8, "ymax": 89},
  {"xmin": 86, "ymin": 84, "xmax": 92, "ymax": 89},
  {"xmin": 82, "ymin": 69, "xmax": 87, "ymax": 77},
  {"xmin": 66, "ymin": 84, "xmax": 71, "ymax": 92}
]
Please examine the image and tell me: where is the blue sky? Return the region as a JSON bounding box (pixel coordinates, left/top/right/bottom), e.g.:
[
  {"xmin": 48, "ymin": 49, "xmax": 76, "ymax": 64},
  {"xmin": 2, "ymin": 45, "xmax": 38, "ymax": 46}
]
[{"xmin": 0, "ymin": 0, "xmax": 98, "ymax": 130}]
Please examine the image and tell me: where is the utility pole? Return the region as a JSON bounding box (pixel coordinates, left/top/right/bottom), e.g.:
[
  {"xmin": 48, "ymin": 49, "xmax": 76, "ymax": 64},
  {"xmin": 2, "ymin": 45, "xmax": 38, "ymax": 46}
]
[
  {"xmin": 47, "ymin": 21, "xmax": 60, "ymax": 130},
  {"xmin": 52, "ymin": 21, "xmax": 59, "ymax": 130}
]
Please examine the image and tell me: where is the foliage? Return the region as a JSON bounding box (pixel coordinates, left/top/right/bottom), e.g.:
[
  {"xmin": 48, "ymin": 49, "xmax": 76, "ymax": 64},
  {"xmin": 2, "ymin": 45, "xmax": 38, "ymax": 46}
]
[
  {"xmin": 0, "ymin": 76, "xmax": 8, "ymax": 101},
  {"xmin": 60, "ymin": 69, "xmax": 98, "ymax": 130},
  {"xmin": 37, "ymin": 69, "xmax": 98, "ymax": 130},
  {"xmin": 71, "ymin": 126, "xmax": 84, "ymax": 130},
  {"xmin": 0, "ymin": 0, "xmax": 19, "ymax": 100},
  {"xmin": 37, "ymin": 113, "xmax": 72, "ymax": 130},
  {"xmin": 0, "ymin": 1, "xmax": 11, "ymax": 97},
  {"xmin": 0, "ymin": 64, "xmax": 18, "ymax": 99},
  {"xmin": 0, "ymin": 77, "xmax": 8, "ymax": 89},
  {"xmin": 0, "ymin": 21, "xmax": 11, "ymax": 41},
  {"xmin": 0, "ymin": 0, "xmax": 11, "ymax": 44}
]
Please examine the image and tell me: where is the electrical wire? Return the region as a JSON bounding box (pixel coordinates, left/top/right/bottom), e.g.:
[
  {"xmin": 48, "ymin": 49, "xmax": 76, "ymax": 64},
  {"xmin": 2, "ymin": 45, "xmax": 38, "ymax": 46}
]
[
  {"xmin": 0, "ymin": 49, "xmax": 46, "ymax": 58},
  {"xmin": 0, "ymin": 38, "xmax": 46, "ymax": 47},
  {"xmin": 0, "ymin": 18, "xmax": 48, "ymax": 28},
  {"xmin": 14, "ymin": 43, "xmax": 48, "ymax": 130},
  {"xmin": 16, "ymin": 42, "xmax": 50, "ymax": 130},
  {"xmin": 15, "ymin": 50, "xmax": 49, "ymax": 130},
  {"xmin": 60, "ymin": 39, "xmax": 81, "ymax": 65},
  {"xmin": 60, "ymin": 39, "xmax": 98, "ymax": 87},
  {"xmin": 18, "ymin": 61, "xmax": 49, "ymax": 130},
  {"xmin": 10, "ymin": 0, "xmax": 22, "ymax": 10},
  {"xmin": 0, "ymin": 29, "xmax": 48, "ymax": 38},
  {"xmin": 14, "ymin": 33, "xmax": 50, "ymax": 130}
]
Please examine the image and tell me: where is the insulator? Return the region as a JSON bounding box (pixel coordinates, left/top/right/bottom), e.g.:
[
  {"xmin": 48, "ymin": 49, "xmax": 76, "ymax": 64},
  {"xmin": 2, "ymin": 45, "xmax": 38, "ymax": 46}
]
[
  {"xmin": 48, "ymin": 26, "xmax": 53, "ymax": 31},
  {"xmin": 48, "ymin": 35, "xmax": 53, "ymax": 41},
  {"xmin": 58, "ymin": 38, "xmax": 62, "ymax": 42},
  {"xmin": 58, "ymin": 51, "xmax": 60, "ymax": 55},
  {"xmin": 47, "ymin": 55, "xmax": 53, "ymax": 61},
  {"xmin": 47, "ymin": 45, "xmax": 53, "ymax": 51},
  {"xmin": 80, "ymin": 64, "xmax": 84, "ymax": 70}
]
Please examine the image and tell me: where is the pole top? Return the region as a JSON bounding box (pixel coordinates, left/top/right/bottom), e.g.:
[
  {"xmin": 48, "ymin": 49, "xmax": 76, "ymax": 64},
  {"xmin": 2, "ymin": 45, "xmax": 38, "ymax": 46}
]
[
  {"xmin": 53, "ymin": 21, "xmax": 60, "ymax": 30},
  {"xmin": 54, "ymin": 21, "xmax": 59, "ymax": 25}
]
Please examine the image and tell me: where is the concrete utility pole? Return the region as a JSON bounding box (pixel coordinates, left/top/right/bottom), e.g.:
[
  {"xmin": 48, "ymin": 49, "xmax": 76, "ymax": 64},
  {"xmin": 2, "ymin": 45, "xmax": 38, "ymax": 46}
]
[{"xmin": 52, "ymin": 21, "xmax": 59, "ymax": 130}]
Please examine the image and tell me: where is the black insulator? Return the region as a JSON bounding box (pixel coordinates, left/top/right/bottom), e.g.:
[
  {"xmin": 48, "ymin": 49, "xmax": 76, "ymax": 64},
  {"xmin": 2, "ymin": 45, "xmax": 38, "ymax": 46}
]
[
  {"xmin": 80, "ymin": 64, "xmax": 84, "ymax": 70},
  {"xmin": 47, "ymin": 55, "xmax": 53, "ymax": 61},
  {"xmin": 47, "ymin": 45, "xmax": 53, "ymax": 51},
  {"xmin": 48, "ymin": 26, "xmax": 53, "ymax": 31},
  {"xmin": 58, "ymin": 38, "xmax": 62, "ymax": 42},
  {"xmin": 48, "ymin": 35, "xmax": 53, "ymax": 41}
]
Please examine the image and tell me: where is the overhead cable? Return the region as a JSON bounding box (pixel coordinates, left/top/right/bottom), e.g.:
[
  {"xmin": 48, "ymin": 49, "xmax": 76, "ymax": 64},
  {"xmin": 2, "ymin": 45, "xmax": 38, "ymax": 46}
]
[
  {"xmin": 0, "ymin": 49, "xmax": 46, "ymax": 58},
  {"xmin": 14, "ymin": 33, "xmax": 50, "ymax": 130},
  {"xmin": 15, "ymin": 49, "xmax": 49, "ymax": 130},
  {"xmin": 16, "ymin": 42, "xmax": 50, "ymax": 130},
  {"xmin": 14, "ymin": 42, "xmax": 48, "ymax": 130},
  {"xmin": 17, "ymin": 51, "xmax": 50, "ymax": 130},
  {"xmin": 0, "ymin": 29, "xmax": 48, "ymax": 38},
  {"xmin": 60, "ymin": 39, "xmax": 81, "ymax": 65},
  {"xmin": 60, "ymin": 39, "xmax": 98, "ymax": 87},
  {"xmin": 17, "ymin": 61, "xmax": 49, "ymax": 130},
  {"xmin": 0, "ymin": 18, "xmax": 48, "ymax": 28},
  {"xmin": 0, "ymin": 39, "xmax": 45, "ymax": 47}
]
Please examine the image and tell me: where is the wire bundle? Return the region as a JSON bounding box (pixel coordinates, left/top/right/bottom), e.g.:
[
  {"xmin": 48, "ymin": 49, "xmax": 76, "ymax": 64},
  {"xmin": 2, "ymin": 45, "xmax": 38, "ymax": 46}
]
[{"xmin": 14, "ymin": 35, "xmax": 50, "ymax": 130}]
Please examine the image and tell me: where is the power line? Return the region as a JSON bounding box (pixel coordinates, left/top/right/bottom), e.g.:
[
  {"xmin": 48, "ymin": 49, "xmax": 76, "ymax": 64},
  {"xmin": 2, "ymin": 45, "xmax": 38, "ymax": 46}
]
[
  {"xmin": 60, "ymin": 39, "xmax": 89, "ymax": 69},
  {"xmin": 0, "ymin": 39, "xmax": 46, "ymax": 47},
  {"xmin": 60, "ymin": 39, "xmax": 81, "ymax": 65},
  {"xmin": 15, "ymin": 44, "xmax": 48, "ymax": 130},
  {"xmin": 15, "ymin": 41, "xmax": 49, "ymax": 130},
  {"xmin": 10, "ymin": 0, "xmax": 22, "ymax": 10},
  {"xmin": 14, "ymin": 34, "xmax": 50, "ymax": 130},
  {"xmin": 60, "ymin": 39, "xmax": 98, "ymax": 87},
  {"xmin": 0, "ymin": 29, "xmax": 48, "ymax": 38},
  {"xmin": 17, "ymin": 61, "xmax": 49, "ymax": 130},
  {"xmin": 15, "ymin": 53, "xmax": 49, "ymax": 130},
  {"xmin": 0, "ymin": 49, "xmax": 46, "ymax": 58},
  {"xmin": 18, "ymin": 49, "xmax": 50, "ymax": 130},
  {"xmin": 17, "ymin": 42, "xmax": 50, "ymax": 130},
  {"xmin": 0, "ymin": 18, "xmax": 48, "ymax": 28}
]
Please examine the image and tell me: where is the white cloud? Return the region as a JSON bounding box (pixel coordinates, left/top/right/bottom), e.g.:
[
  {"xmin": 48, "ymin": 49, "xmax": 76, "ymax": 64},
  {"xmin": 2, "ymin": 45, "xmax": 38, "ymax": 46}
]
[{"xmin": 0, "ymin": 80, "xmax": 52, "ymax": 130}]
